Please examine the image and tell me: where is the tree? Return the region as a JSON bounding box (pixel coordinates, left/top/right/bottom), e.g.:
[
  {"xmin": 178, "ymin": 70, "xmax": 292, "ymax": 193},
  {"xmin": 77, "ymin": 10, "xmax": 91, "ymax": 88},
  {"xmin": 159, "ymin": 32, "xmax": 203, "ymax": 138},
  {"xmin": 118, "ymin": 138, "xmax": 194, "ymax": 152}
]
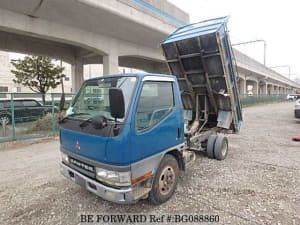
[{"xmin": 11, "ymin": 56, "xmax": 66, "ymax": 104}]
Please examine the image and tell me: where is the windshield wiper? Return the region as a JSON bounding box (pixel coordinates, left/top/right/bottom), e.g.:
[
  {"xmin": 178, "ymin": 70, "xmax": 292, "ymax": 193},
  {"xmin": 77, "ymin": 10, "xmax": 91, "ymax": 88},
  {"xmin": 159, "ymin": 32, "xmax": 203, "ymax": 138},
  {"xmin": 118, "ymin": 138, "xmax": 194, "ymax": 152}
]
[
  {"xmin": 79, "ymin": 115, "xmax": 109, "ymax": 129},
  {"xmin": 59, "ymin": 113, "xmax": 90, "ymax": 124}
]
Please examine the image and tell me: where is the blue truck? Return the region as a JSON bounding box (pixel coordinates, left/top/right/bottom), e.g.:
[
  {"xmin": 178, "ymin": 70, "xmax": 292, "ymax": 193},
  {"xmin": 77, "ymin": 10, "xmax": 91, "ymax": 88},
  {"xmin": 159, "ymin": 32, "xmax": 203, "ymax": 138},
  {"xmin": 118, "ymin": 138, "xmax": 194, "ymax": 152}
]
[{"xmin": 59, "ymin": 17, "xmax": 242, "ymax": 204}]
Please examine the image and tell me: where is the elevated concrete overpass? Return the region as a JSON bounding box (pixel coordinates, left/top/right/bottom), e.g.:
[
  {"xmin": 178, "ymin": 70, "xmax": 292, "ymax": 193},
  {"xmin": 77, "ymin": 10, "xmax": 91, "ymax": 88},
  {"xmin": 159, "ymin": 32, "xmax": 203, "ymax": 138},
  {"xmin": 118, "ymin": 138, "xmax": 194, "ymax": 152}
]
[
  {"xmin": 0, "ymin": 0, "xmax": 188, "ymax": 91},
  {"xmin": 0, "ymin": 0, "xmax": 299, "ymax": 94},
  {"xmin": 235, "ymin": 50, "xmax": 300, "ymax": 94}
]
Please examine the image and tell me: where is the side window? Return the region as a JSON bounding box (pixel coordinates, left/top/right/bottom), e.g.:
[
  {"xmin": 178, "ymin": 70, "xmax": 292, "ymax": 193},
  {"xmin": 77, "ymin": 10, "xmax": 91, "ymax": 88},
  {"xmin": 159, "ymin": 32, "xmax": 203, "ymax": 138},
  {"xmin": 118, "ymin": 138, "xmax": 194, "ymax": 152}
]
[
  {"xmin": 23, "ymin": 100, "xmax": 39, "ymax": 107},
  {"xmin": 136, "ymin": 82, "xmax": 174, "ymax": 132},
  {"xmin": 14, "ymin": 101, "xmax": 23, "ymax": 108}
]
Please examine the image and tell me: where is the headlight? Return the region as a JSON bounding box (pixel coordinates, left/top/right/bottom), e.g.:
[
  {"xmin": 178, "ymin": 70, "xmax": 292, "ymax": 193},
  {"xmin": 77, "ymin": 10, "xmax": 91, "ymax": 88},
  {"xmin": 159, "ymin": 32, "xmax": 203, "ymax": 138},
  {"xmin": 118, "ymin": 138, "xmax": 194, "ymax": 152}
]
[
  {"xmin": 96, "ymin": 167, "xmax": 131, "ymax": 187},
  {"xmin": 61, "ymin": 152, "xmax": 69, "ymax": 165},
  {"xmin": 295, "ymin": 104, "xmax": 300, "ymax": 110}
]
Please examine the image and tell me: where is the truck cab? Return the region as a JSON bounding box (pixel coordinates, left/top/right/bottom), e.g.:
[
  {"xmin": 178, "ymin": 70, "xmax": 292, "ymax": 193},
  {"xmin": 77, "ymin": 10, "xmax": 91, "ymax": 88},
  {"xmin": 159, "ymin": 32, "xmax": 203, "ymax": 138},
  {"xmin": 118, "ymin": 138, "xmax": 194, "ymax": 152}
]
[
  {"xmin": 60, "ymin": 73, "xmax": 188, "ymax": 204},
  {"xmin": 60, "ymin": 17, "xmax": 242, "ymax": 204}
]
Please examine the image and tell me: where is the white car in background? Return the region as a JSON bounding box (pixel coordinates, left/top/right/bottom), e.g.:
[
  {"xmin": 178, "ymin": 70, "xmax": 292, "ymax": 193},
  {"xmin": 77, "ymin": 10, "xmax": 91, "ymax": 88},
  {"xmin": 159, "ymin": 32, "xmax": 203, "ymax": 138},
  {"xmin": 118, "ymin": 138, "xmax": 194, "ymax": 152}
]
[
  {"xmin": 287, "ymin": 94, "xmax": 300, "ymax": 101},
  {"xmin": 295, "ymin": 99, "xmax": 300, "ymax": 119}
]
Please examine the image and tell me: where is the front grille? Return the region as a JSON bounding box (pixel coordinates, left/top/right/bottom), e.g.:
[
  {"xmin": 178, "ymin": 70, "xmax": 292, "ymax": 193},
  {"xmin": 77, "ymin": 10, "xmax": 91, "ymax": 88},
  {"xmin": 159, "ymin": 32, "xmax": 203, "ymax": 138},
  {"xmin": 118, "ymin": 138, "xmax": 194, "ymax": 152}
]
[{"xmin": 69, "ymin": 157, "xmax": 95, "ymax": 174}]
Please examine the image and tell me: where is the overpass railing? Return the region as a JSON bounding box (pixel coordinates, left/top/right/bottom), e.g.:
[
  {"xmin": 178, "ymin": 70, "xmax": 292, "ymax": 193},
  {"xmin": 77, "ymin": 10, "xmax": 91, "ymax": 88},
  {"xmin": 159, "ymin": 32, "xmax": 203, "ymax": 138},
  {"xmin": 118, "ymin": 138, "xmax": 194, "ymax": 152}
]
[
  {"xmin": 0, "ymin": 92, "xmax": 288, "ymax": 143},
  {"xmin": 234, "ymin": 49, "xmax": 300, "ymax": 88}
]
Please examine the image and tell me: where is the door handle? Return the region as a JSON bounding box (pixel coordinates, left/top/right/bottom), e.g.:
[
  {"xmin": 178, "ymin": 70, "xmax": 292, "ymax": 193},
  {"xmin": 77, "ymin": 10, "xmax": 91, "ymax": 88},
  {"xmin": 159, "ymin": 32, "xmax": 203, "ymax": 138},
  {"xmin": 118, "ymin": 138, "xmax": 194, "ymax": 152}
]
[{"xmin": 177, "ymin": 127, "xmax": 182, "ymax": 139}]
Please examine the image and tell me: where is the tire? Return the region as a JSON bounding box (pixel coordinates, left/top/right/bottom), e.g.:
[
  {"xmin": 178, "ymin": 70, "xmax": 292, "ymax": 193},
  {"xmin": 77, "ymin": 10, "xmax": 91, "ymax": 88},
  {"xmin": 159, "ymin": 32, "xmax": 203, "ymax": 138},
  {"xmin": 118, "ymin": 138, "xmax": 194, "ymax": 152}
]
[
  {"xmin": 149, "ymin": 154, "xmax": 179, "ymax": 205},
  {"xmin": 214, "ymin": 135, "xmax": 229, "ymax": 160},
  {"xmin": 0, "ymin": 114, "xmax": 11, "ymax": 125},
  {"xmin": 207, "ymin": 134, "xmax": 217, "ymax": 159}
]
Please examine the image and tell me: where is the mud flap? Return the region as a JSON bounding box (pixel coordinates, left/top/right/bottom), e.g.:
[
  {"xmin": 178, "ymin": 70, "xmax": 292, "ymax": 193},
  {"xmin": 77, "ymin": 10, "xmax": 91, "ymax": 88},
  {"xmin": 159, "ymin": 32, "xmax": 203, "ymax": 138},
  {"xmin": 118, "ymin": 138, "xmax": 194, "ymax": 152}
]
[{"xmin": 217, "ymin": 110, "xmax": 232, "ymax": 129}]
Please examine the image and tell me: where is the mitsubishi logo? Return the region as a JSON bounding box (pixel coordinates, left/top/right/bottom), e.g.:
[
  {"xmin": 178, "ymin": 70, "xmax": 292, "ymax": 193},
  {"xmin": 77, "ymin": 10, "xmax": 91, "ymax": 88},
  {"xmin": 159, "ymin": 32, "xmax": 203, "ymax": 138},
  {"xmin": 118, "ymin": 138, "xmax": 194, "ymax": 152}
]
[{"xmin": 75, "ymin": 141, "xmax": 81, "ymax": 150}]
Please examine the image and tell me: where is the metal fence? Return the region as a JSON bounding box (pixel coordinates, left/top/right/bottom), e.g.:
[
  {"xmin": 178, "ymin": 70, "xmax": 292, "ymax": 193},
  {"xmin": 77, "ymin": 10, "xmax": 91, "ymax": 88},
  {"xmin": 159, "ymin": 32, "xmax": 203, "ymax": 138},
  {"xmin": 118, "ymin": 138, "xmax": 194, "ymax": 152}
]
[
  {"xmin": 0, "ymin": 93, "xmax": 288, "ymax": 143},
  {"xmin": 240, "ymin": 94, "xmax": 287, "ymax": 107},
  {"xmin": 0, "ymin": 93, "xmax": 75, "ymax": 143}
]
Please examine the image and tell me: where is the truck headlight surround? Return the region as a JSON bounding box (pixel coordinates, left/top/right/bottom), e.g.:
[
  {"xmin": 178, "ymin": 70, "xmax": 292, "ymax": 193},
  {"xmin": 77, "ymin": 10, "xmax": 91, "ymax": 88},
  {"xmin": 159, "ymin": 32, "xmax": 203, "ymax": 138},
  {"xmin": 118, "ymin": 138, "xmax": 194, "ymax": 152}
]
[
  {"xmin": 96, "ymin": 167, "xmax": 131, "ymax": 187},
  {"xmin": 61, "ymin": 152, "xmax": 69, "ymax": 165}
]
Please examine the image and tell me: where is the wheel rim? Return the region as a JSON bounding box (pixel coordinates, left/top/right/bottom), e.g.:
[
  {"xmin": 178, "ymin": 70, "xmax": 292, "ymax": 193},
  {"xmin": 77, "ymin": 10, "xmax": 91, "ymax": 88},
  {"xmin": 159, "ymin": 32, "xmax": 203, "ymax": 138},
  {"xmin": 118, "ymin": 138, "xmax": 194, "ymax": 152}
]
[
  {"xmin": 158, "ymin": 166, "xmax": 176, "ymax": 196},
  {"xmin": 221, "ymin": 140, "xmax": 228, "ymax": 157}
]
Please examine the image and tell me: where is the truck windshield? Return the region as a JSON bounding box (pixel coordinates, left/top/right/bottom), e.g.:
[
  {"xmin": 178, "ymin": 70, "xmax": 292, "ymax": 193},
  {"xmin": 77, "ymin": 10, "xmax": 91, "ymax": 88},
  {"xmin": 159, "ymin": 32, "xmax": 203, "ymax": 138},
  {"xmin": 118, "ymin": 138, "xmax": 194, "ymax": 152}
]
[{"xmin": 67, "ymin": 76, "xmax": 137, "ymax": 122}]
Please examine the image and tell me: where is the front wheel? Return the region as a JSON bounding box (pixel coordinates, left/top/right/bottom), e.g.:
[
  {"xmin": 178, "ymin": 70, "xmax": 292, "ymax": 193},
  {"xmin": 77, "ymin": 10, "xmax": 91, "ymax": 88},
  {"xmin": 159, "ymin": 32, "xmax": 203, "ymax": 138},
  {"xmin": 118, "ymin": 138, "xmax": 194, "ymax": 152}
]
[{"xmin": 149, "ymin": 154, "xmax": 179, "ymax": 205}]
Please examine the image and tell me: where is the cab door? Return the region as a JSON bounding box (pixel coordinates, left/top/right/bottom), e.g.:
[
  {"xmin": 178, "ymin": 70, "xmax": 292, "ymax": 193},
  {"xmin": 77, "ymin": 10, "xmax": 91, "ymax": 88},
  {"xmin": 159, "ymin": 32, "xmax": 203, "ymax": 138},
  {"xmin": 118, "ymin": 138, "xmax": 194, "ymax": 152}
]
[{"xmin": 130, "ymin": 79, "xmax": 184, "ymax": 163}]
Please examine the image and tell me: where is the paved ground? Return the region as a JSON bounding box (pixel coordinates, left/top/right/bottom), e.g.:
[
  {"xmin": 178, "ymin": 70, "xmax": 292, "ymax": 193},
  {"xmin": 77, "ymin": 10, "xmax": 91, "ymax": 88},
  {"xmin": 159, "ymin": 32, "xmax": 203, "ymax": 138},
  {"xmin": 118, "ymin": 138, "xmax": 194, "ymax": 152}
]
[
  {"xmin": 0, "ymin": 102, "xmax": 299, "ymax": 225},
  {"xmin": 0, "ymin": 121, "xmax": 35, "ymax": 139}
]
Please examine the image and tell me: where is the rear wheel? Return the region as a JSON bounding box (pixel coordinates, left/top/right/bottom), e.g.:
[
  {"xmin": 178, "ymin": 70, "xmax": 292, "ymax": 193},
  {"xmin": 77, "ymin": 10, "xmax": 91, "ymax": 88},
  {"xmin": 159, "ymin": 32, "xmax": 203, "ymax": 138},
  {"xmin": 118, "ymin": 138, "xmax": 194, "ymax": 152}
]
[
  {"xmin": 149, "ymin": 154, "xmax": 179, "ymax": 205},
  {"xmin": 214, "ymin": 135, "xmax": 228, "ymax": 160},
  {"xmin": 207, "ymin": 134, "xmax": 217, "ymax": 158}
]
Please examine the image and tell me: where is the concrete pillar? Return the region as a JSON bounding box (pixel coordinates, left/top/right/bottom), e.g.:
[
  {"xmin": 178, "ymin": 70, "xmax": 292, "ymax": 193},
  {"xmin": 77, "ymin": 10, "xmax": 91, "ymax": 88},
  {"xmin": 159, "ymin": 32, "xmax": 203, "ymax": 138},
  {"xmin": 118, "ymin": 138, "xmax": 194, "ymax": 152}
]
[
  {"xmin": 260, "ymin": 83, "xmax": 267, "ymax": 95},
  {"xmin": 270, "ymin": 85, "xmax": 274, "ymax": 95},
  {"xmin": 271, "ymin": 85, "xmax": 275, "ymax": 95},
  {"xmin": 274, "ymin": 86, "xmax": 279, "ymax": 94},
  {"xmin": 252, "ymin": 81, "xmax": 258, "ymax": 95},
  {"xmin": 267, "ymin": 84, "xmax": 273, "ymax": 95},
  {"xmin": 238, "ymin": 78, "xmax": 246, "ymax": 95},
  {"xmin": 103, "ymin": 53, "xmax": 119, "ymax": 75},
  {"xmin": 71, "ymin": 59, "xmax": 84, "ymax": 93}
]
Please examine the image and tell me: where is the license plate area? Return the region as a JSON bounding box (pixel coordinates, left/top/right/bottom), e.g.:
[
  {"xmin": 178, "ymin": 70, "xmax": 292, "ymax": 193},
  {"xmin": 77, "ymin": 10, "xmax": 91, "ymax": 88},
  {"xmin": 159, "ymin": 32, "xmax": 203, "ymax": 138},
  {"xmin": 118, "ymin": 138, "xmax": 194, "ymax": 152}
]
[{"xmin": 75, "ymin": 174, "xmax": 86, "ymax": 188}]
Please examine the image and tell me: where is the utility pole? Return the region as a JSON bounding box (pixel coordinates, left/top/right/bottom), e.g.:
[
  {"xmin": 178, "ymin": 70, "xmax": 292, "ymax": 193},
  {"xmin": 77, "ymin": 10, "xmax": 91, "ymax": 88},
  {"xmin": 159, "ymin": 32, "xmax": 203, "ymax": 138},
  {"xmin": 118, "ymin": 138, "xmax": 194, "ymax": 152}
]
[{"xmin": 232, "ymin": 39, "xmax": 267, "ymax": 66}]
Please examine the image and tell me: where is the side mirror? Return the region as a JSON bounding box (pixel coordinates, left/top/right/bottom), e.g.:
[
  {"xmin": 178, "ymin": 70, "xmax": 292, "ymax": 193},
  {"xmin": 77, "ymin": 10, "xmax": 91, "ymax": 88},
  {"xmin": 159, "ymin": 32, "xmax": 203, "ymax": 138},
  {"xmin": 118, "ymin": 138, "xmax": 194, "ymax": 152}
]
[{"xmin": 109, "ymin": 88, "xmax": 125, "ymax": 119}]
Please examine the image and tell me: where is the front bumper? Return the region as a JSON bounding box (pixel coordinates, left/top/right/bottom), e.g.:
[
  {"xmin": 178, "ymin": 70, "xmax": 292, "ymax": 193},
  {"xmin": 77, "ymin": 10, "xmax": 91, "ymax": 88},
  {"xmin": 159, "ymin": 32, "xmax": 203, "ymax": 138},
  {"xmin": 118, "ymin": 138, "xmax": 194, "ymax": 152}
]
[
  {"xmin": 60, "ymin": 163, "xmax": 135, "ymax": 204},
  {"xmin": 295, "ymin": 109, "xmax": 300, "ymax": 119}
]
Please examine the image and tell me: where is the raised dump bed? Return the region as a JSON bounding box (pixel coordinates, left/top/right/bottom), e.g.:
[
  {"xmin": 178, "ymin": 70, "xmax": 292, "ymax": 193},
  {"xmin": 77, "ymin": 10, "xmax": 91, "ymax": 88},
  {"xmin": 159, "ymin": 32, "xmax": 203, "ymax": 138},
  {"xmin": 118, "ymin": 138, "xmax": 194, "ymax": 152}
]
[{"xmin": 161, "ymin": 16, "xmax": 242, "ymax": 133}]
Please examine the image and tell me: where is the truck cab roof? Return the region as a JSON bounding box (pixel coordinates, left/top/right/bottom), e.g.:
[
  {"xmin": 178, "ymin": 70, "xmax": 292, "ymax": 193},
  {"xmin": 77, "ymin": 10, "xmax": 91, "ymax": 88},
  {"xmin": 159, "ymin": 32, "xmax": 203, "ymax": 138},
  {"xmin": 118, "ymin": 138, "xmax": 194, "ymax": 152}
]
[{"xmin": 86, "ymin": 73, "xmax": 176, "ymax": 82}]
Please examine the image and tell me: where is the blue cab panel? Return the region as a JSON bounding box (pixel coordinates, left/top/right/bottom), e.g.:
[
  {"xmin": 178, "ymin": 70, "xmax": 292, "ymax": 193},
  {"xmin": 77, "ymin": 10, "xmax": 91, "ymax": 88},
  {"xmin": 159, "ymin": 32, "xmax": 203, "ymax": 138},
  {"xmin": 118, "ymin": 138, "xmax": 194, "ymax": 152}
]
[
  {"xmin": 129, "ymin": 80, "xmax": 184, "ymax": 163},
  {"xmin": 60, "ymin": 73, "xmax": 184, "ymax": 166}
]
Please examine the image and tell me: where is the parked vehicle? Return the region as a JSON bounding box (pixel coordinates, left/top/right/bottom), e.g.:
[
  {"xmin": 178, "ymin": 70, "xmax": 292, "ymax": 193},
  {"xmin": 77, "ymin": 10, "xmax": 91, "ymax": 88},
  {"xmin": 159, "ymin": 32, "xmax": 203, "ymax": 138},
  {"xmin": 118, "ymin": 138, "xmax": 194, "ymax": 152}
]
[
  {"xmin": 287, "ymin": 94, "xmax": 300, "ymax": 101},
  {"xmin": 0, "ymin": 99, "xmax": 56, "ymax": 124},
  {"xmin": 59, "ymin": 17, "xmax": 242, "ymax": 204},
  {"xmin": 295, "ymin": 99, "xmax": 300, "ymax": 119}
]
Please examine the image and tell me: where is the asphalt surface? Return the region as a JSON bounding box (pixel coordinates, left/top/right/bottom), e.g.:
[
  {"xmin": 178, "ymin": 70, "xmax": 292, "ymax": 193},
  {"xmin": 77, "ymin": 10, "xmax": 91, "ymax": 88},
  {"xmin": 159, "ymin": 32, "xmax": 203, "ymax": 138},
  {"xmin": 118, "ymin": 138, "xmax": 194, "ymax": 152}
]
[{"xmin": 0, "ymin": 102, "xmax": 299, "ymax": 225}]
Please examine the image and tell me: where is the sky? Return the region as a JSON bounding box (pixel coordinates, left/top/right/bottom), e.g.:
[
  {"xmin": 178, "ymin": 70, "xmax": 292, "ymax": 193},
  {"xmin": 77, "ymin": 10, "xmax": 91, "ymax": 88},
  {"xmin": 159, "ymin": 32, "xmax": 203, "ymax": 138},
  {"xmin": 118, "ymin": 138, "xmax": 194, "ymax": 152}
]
[{"xmin": 169, "ymin": 0, "xmax": 300, "ymax": 80}]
